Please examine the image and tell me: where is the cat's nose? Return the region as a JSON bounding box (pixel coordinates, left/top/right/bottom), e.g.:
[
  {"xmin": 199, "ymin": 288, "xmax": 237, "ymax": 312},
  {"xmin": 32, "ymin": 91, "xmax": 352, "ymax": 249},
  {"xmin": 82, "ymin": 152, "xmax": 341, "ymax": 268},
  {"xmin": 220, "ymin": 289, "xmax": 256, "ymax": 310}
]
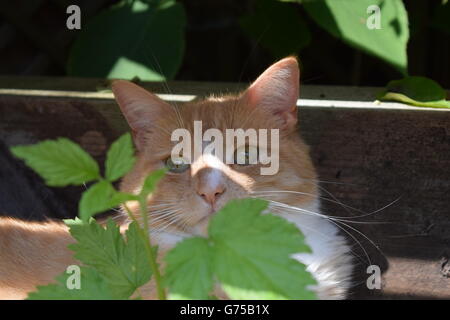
[
  {"xmin": 197, "ymin": 184, "xmax": 226, "ymax": 206},
  {"xmin": 194, "ymin": 167, "xmax": 227, "ymax": 207}
]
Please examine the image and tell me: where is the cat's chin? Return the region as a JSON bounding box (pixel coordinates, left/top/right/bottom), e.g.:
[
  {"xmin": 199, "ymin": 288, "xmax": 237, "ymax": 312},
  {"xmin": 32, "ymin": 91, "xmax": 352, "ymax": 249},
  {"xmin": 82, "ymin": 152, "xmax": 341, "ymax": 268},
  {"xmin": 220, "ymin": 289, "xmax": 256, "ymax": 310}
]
[{"xmin": 190, "ymin": 217, "xmax": 210, "ymax": 237}]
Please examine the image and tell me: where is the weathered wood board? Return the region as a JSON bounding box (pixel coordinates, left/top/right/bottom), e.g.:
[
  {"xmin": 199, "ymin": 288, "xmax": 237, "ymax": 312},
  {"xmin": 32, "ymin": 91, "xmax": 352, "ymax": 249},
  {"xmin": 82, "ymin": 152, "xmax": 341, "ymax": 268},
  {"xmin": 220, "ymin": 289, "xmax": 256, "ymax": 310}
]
[{"xmin": 0, "ymin": 76, "xmax": 449, "ymax": 299}]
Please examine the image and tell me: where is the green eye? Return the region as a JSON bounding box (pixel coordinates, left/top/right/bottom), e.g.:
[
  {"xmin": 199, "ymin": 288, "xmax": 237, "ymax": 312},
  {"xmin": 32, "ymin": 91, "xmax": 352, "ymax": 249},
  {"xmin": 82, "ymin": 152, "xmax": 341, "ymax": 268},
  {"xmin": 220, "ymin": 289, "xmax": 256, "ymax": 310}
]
[{"xmin": 165, "ymin": 157, "xmax": 190, "ymax": 173}]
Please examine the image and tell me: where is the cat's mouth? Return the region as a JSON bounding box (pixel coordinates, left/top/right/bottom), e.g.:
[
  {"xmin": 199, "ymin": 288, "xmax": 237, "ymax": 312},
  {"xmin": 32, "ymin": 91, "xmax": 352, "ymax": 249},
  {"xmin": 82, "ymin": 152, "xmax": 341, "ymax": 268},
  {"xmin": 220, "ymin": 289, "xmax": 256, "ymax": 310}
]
[{"xmin": 190, "ymin": 207, "xmax": 221, "ymax": 237}]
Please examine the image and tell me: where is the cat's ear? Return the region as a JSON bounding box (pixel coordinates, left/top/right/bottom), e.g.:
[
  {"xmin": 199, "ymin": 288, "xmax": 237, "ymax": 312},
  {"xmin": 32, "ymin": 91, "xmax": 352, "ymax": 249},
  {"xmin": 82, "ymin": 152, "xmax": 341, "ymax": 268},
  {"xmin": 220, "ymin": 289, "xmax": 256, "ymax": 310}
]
[
  {"xmin": 111, "ymin": 80, "xmax": 172, "ymax": 150},
  {"xmin": 243, "ymin": 57, "xmax": 299, "ymax": 130}
]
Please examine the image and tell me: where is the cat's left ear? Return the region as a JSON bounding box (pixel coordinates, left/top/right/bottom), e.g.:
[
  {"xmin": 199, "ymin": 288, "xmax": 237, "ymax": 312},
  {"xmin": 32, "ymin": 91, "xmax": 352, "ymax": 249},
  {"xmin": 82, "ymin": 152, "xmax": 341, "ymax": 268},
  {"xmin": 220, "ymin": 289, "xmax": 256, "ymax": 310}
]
[
  {"xmin": 242, "ymin": 57, "xmax": 299, "ymax": 130},
  {"xmin": 111, "ymin": 80, "xmax": 173, "ymax": 151}
]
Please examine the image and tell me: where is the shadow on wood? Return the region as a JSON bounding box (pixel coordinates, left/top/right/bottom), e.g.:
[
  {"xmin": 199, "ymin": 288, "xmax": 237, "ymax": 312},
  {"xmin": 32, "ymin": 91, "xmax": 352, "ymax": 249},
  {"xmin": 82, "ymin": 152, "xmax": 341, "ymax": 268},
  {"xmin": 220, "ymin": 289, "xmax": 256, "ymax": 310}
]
[{"xmin": 0, "ymin": 76, "xmax": 448, "ymax": 299}]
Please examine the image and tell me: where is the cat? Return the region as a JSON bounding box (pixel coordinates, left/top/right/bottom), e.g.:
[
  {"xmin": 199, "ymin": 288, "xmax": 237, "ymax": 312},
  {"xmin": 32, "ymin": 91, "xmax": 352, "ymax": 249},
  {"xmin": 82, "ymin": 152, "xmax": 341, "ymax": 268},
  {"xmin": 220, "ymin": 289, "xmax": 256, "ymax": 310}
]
[{"xmin": 0, "ymin": 57, "xmax": 354, "ymax": 299}]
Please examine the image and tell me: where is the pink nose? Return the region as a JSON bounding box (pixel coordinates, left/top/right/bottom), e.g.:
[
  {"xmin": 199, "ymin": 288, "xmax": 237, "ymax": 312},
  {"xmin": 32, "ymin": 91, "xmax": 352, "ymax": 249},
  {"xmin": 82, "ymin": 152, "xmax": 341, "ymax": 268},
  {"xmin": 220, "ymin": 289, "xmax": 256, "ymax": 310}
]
[{"xmin": 197, "ymin": 183, "xmax": 226, "ymax": 205}]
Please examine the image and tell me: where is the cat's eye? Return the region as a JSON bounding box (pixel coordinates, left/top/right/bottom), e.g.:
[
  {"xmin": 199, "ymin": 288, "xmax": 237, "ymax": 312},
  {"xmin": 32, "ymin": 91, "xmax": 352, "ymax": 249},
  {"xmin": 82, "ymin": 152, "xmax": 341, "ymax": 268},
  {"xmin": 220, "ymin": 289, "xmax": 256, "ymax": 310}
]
[
  {"xmin": 165, "ymin": 157, "xmax": 190, "ymax": 173},
  {"xmin": 234, "ymin": 145, "xmax": 258, "ymax": 166}
]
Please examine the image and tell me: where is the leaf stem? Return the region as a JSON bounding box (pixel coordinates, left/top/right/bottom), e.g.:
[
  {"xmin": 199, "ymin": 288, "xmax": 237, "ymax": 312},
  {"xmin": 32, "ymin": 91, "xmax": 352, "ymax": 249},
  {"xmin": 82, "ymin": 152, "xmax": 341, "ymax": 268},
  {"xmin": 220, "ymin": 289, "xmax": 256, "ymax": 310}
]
[{"xmin": 123, "ymin": 201, "xmax": 166, "ymax": 300}]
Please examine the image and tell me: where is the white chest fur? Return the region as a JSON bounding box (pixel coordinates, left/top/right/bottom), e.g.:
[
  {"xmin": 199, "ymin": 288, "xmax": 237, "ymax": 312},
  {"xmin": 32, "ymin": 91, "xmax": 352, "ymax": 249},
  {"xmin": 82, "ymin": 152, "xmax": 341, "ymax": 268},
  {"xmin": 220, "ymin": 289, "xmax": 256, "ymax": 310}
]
[
  {"xmin": 278, "ymin": 201, "xmax": 354, "ymax": 299},
  {"xmin": 153, "ymin": 201, "xmax": 354, "ymax": 300}
]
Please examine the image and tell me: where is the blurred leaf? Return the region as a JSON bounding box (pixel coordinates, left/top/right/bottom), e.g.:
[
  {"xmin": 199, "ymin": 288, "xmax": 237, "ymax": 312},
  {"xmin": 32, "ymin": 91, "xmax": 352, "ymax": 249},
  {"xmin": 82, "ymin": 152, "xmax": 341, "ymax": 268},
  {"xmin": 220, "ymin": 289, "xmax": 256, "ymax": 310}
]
[
  {"xmin": 11, "ymin": 138, "xmax": 100, "ymax": 187},
  {"xmin": 79, "ymin": 180, "xmax": 136, "ymax": 221},
  {"xmin": 105, "ymin": 133, "xmax": 135, "ymax": 182},
  {"xmin": 240, "ymin": 0, "xmax": 310, "ymax": 58},
  {"xmin": 79, "ymin": 180, "xmax": 114, "ymax": 221},
  {"xmin": 378, "ymin": 76, "xmax": 450, "ymax": 108},
  {"xmin": 209, "ymin": 199, "xmax": 316, "ymax": 300},
  {"xmin": 139, "ymin": 168, "xmax": 167, "ymax": 198},
  {"xmin": 164, "ymin": 198, "xmax": 316, "ymax": 300},
  {"xmin": 164, "ymin": 237, "xmax": 214, "ymax": 300},
  {"xmin": 302, "ymin": 0, "xmax": 409, "ymax": 74},
  {"xmin": 68, "ymin": 0, "xmax": 186, "ymax": 81}
]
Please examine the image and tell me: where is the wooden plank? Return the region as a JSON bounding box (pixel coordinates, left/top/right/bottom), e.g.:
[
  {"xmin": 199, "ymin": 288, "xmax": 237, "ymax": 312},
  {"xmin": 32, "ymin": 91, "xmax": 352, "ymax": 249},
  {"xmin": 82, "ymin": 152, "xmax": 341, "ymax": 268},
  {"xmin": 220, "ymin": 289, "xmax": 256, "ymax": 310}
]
[{"xmin": 0, "ymin": 76, "xmax": 449, "ymax": 299}]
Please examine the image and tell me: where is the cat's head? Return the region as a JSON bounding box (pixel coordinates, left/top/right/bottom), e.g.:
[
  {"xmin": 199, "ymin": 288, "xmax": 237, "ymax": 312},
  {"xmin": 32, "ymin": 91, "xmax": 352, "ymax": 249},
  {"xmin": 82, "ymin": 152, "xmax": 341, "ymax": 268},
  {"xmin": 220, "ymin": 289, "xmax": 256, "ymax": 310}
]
[{"xmin": 112, "ymin": 57, "xmax": 318, "ymax": 244}]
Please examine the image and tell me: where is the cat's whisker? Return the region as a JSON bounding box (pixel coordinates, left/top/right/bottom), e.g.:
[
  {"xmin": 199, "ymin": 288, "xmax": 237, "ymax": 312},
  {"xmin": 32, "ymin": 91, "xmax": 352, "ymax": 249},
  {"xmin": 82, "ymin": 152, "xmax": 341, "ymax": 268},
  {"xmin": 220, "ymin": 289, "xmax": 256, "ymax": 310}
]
[
  {"xmin": 269, "ymin": 206, "xmax": 372, "ymax": 266},
  {"xmin": 251, "ymin": 190, "xmax": 368, "ymax": 216},
  {"xmin": 148, "ymin": 200, "xmax": 181, "ymax": 207},
  {"xmin": 268, "ymin": 203, "xmax": 373, "ymax": 266},
  {"xmin": 300, "ymin": 177, "xmax": 359, "ymax": 186},
  {"xmin": 151, "ymin": 215, "xmax": 184, "ymax": 234},
  {"xmin": 149, "ymin": 207, "xmax": 181, "ymax": 217},
  {"xmin": 142, "ymin": 46, "xmax": 185, "ymax": 130},
  {"xmin": 262, "ymin": 198, "xmax": 385, "ymax": 225},
  {"xmin": 252, "ymin": 190, "xmax": 398, "ymax": 220},
  {"xmin": 312, "ymin": 184, "xmax": 401, "ymax": 220},
  {"xmin": 150, "ymin": 214, "xmax": 179, "ymax": 227},
  {"xmin": 148, "ymin": 204, "xmax": 179, "ymax": 212},
  {"xmin": 149, "ymin": 214, "xmax": 178, "ymax": 224},
  {"xmin": 265, "ymin": 199, "xmax": 387, "ymax": 265},
  {"xmin": 351, "ymin": 196, "xmax": 402, "ymax": 219},
  {"xmin": 149, "ymin": 207, "xmax": 182, "ymax": 219},
  {"xmin": 315, "ymin": 184, "xmax": 356, "ymax": 217},
  {"xmin": 150, "ymin": 212, "xmax": 181, "ymax": 225},
  {"xmin": 150, "ymin": 206, "xmax": 179, "ymax": 213},
  {"xmin": 147, "ymin": 205, "xmax": 177, "ymax": 211}
]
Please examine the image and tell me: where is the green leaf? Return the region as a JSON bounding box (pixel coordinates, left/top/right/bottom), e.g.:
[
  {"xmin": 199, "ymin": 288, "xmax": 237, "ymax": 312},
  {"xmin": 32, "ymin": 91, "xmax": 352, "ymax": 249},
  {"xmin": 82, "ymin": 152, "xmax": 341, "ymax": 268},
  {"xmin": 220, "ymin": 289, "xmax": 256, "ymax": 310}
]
[
  {"xmin": 303, "ymin": 0, "xmax": 409, "ymax": 74},
  {"xmin": 27, "ymin": 267, "xmax": 117, "ymax": 300},
  {"xmin": 66, "ymin": 219, "xmax": 152, "ymax": 298},
  {"xmin": 240, "ymin": 0, "xmax": 311, "ymax": 58},
  {"xmin": 79, "ymin": 180, "xmax": 136, "ymax": 221},
  {"xmin": 377, "ymin": 76, "xmax": 450, "ymax": 109},
  {"xmin": 124, "ymin": 222, "xmax": 154, "ymax": 289},
  {"xmin": 165, "ymin": 198, "xmax": 316, "ymax": 300},
  {"xmin": 68, "ymin": 0, "xmax": 186, "ymax": 81},
  {"xmin": 10, "ymin": 138, "xmax": 100, "ymax": 187},
  {"xmin": 139, "ymin": 168, "xmax": 167, "ymax": 198},
  {"xmin": 164, "ymin": 237, "xmax": 214, "ymax": 300},
  {"xmin": 105, "ymin": 133, "xmax": 136, "ymax": 182},
  {"xmin": 79, "ymin": 180, "xmax": 115, "ymax": 221},
  {"xmin": 209, "ymin": 199, "xmax": 316, "ymax": 300}
]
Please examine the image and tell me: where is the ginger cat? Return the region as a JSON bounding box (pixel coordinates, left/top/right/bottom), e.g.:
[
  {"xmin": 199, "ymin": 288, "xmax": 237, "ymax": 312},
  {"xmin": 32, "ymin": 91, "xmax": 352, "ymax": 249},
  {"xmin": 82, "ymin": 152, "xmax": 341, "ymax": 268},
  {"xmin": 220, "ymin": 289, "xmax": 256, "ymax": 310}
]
[{"xmin": 0, "ymin": 57, "xmax": 354, "ymax": 299}]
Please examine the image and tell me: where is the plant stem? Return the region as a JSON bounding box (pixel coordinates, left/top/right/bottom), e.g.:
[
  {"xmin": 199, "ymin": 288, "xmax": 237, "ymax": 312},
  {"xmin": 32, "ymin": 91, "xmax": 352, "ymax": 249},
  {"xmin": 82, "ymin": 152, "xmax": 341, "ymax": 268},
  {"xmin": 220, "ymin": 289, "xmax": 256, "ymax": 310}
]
[
  {"xmin": 139, "ymin": 198, "xmax": 166, "ymax": 300},
  {"xmin": 123, "ymin": 202, "xmax": 166, "ymax": 300}
]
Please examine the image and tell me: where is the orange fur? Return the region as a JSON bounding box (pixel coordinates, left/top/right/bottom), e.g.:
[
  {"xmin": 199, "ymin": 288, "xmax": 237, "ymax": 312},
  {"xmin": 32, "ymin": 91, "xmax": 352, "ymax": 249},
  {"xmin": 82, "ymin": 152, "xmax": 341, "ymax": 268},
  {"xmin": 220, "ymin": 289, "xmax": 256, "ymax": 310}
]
[
  {"xmin": 0, "ymin": 58, "xmax": 351, "ymax": 299},
  {"xmin": 0, "ymin": 218, "xmax": 75, "ymax": 299}
]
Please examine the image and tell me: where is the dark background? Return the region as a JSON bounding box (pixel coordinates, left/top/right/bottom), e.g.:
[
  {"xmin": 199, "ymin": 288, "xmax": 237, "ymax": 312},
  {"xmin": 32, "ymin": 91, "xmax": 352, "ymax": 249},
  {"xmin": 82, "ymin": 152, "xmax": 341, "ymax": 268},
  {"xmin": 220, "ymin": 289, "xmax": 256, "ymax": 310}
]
[
  {"xmin": 0, "ymin": 0, "xmax": 449, "ymax": 88},
  {"xmin": 0, "ymin": 0, "xmax": 449, "ymax": 300}
]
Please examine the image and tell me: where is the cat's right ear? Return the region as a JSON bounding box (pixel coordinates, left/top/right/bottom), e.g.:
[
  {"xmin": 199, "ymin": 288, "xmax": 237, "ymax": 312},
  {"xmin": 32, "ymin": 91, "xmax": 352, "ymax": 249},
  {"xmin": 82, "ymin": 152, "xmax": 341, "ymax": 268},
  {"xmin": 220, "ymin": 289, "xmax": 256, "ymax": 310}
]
[{"xmin": 111, "ymin": 80, "xmax": 172, "ymax": 151}]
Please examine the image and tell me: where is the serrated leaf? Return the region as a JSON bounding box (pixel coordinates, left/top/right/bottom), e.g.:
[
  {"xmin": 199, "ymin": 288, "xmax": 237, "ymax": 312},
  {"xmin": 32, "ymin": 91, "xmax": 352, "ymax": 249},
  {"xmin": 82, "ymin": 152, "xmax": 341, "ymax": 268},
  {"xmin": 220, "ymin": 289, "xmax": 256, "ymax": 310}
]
[
  {"xmin": 140, "ymin": 168, "xmax": 167, "ymax": 198},
  {"xmin": 165, "ymin": 198, "xmax": 316, "ymax": 300},
  {"xmin": 27, "ymin": 267, "xmax": 117, "ymax": 300},
  {"xmin": 125, "ymin": 222, "xmax": 154, "ymax": 288},
  {"xmin": 303, "ymin": 0, "xmax": 409, "ymax": 74},
  {"xmin": 240, "ymin": 0, "xmax": 311, "ymax": 58},
  {"xmin": 105, "ymin": 133, "xmax": 136, "ymax": 182},
  {"xmin": 164, "ymin": 237, "xmax": 213, "ymax": 300},
  {"xmin": 209, "ymin": 198, "xmax": 316, "ymax": 300},
  {"xmin": 66, "ymin": 219, "xmax": 152, "ymax": 298},
  {"xmin": 10, "ymin": 138, "xmax": 100, "ymax": 187},
  {"xmin": 378, "ymin": 76, "xmax": 450, "ymax": 109},
  {"xmin": 68, "ymin": 0, "xmax": 186, "ymax": 81},
  {"xmin": 79, "ymin": 180, "xmax": 136, "ymax": 221}
]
